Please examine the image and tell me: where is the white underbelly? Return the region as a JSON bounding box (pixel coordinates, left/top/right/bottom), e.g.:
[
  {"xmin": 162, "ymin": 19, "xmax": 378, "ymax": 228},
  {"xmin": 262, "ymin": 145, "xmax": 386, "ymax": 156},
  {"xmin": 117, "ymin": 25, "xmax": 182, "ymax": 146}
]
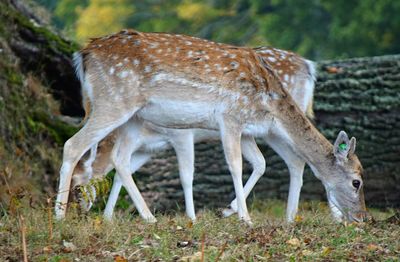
[{"xmin": 137, "ymin": 98, "xmax": 219, "ymax": 129}]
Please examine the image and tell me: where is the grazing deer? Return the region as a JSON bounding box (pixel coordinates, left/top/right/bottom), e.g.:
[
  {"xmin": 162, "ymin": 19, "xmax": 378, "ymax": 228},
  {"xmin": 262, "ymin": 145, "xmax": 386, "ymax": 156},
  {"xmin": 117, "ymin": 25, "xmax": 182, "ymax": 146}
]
[
  {"xmin": 71, "ymin": 46, "xmax": 317, "ymax": 223},
  {"xmin": 56, "ymin": 29, "xmax": 367, "ymax": 224}
]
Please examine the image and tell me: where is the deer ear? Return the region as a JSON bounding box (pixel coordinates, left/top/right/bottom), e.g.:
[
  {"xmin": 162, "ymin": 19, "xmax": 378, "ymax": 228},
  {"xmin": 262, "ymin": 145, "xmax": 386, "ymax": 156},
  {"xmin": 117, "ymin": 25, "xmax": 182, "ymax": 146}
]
[{"xmin": 333, "ymin": 131, "xmax": 354, "ymax": 162}]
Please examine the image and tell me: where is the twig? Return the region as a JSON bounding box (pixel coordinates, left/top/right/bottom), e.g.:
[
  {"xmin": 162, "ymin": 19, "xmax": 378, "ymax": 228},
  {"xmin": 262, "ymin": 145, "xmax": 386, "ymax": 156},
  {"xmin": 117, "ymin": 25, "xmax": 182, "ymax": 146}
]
[
  {"xmin": 200, "ymin": 232, "xmax": 205, "ymax": 262},
  {"xmin": 215, "ymin": 241, "xmax": 228, "ymax": 262},
  {"xmin": 19, "ymin": 214, "xmax": 28, "ymax": 262},
  {"xmin": 47, "ymin": 197, "xmax": 53, "ymax": 242}
]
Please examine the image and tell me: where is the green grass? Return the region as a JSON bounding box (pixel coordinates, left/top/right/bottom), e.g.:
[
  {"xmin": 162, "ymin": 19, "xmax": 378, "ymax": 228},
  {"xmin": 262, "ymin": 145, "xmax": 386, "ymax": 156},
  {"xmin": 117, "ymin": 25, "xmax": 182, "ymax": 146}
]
[{"xmin": 0, "ymin": 201, "xmax": 398, "ymax": 261}]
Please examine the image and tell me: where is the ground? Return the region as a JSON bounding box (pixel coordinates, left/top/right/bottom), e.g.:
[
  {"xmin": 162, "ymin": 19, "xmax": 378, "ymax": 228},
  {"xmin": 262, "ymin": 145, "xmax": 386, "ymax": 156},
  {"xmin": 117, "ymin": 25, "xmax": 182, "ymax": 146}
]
[{"xmin": 0, "ymin": 200, "xmax": 399, "ymax": 261}]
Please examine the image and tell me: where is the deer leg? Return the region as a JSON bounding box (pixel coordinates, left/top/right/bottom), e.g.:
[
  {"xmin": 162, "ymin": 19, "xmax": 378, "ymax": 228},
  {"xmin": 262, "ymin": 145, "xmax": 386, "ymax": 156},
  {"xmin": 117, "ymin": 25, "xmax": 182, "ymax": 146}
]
[
  {"xmin": 219, "ymin": 119, "xmax": 251, "ymax": 224},
  {"xmin": 104, "ymin": 153, "xmax": 151, "ymax": 220},
  {"xmin": 171, "ymin": 133, "xmax": 196, "ymax": 221},
  {"xmin": 267, "ymin": 133, "xmax": 305, "ymax": 223},
  {"xmin": 55, "ymin": 110, "xmax": 136, "ymax": 219},
  {"xmin": 111, "ymin": 127, "xmax": 156, "ymax": 223},
  {"xmin": 223, "ymin": 135, "xmax": 266, "ymax": 217}
]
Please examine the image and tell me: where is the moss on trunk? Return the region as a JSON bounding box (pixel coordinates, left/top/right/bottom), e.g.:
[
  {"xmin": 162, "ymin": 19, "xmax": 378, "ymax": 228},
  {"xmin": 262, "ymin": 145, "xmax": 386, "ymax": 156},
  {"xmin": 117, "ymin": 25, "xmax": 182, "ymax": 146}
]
[{"xmin": 0, "ymin": 0, "xmax": 79, "ymax": 209}]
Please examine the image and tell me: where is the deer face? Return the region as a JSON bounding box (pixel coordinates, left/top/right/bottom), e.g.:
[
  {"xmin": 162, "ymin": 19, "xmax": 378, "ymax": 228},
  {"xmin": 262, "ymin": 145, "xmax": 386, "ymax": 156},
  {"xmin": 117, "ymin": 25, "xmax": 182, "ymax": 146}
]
[
  {"xmin": 322, "ymin": 131, "xmax": 368, "ymax": 222},
  {"xmin": 71, "ymin": 152, "xmax": 96, "ymax": 212}
]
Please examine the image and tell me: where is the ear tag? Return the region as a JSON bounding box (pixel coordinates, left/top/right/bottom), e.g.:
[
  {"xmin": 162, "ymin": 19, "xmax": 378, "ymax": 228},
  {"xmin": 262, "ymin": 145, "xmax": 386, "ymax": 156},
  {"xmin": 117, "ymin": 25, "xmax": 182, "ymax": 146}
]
[{"xmin": 339, "ymin": 143, "xmax": 347, "ymax": 151}]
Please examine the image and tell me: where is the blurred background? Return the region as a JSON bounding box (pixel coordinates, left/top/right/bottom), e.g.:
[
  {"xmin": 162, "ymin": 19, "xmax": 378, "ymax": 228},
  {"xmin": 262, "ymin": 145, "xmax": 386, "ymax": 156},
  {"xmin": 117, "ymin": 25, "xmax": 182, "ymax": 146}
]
[
  {"xmin": 33, "ymin": 0, "xmax": 400, "ymax": 60},
  {"xmin": 0, "ymin": 0, "xmax": 399, "ymax": 216}
]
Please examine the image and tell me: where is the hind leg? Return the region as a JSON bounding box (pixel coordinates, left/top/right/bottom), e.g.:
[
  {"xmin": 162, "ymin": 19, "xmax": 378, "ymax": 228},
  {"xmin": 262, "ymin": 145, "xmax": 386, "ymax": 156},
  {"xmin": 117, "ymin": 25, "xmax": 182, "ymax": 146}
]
[
  {"xmin": 219, "ymin": 118, "xmax": 251, "ymax": 224},
  {"xmin": 111, "ymin": 124, "xmax": 156, "ymax": 223},
  {"xmin": 170, "ymin": 132, "xmax": 196, "ymax": 221},
  {"xmin": 55, "ymin": 109, "xmax": 138, "ymax": 219},
  {"xmin": 223, "ymin": 135, "xmax": 266, "ymax": 217}
]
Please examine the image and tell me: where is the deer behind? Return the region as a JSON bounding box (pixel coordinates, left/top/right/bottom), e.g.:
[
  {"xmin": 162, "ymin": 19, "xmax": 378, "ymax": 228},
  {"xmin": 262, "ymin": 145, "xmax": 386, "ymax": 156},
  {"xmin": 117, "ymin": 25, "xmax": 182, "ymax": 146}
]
[{"xmin": 56, "ymin": 29, "xmax": 367, "ymax": 223}]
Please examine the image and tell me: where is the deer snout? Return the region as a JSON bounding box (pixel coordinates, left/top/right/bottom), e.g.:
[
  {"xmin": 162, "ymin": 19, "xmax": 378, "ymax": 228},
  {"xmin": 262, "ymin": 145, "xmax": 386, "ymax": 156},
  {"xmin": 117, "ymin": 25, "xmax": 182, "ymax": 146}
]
[{"xmin": 351, "ymin": 210, "xmax": 371, "ymax": 223}]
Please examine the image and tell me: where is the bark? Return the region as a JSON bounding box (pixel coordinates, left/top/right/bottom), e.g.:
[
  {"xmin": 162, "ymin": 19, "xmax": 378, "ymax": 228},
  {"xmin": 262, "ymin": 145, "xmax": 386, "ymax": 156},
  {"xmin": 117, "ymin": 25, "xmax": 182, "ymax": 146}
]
[{"xmin": 0, "ymin": 0, "xmax": 80, "ymax": 207}]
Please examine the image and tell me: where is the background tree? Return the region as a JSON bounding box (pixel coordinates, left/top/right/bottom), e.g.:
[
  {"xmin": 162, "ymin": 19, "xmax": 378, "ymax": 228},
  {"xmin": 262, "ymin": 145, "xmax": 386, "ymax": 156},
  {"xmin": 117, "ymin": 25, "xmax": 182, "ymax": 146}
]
[{"xmin": 35, "ymin": 0, "xmax": 400, "ymax": 60}]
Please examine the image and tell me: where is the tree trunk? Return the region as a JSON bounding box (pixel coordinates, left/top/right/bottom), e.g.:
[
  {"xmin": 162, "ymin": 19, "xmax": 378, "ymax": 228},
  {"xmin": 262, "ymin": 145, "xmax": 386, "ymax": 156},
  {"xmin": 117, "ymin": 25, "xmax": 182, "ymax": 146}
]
[
  {"xmin": 0, "ymin": 0, "xmax": 80, "ymax": 207},
  {"xmin": 134, "ymin": 55, "xmax": 400, "ymax": 211}
]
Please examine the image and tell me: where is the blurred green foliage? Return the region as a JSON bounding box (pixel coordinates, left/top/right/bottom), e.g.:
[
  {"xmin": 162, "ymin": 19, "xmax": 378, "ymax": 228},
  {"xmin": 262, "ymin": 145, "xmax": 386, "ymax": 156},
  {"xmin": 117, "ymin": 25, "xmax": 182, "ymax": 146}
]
[{"xmin": 33, "ymin": 0, "xmax": 400, "ymax": 60}]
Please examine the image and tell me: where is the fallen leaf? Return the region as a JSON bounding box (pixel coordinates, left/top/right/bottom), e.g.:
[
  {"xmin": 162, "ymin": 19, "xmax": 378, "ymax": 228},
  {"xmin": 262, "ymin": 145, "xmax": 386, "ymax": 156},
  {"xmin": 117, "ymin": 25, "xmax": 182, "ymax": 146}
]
[
  {"xmin": 286, "ymin": 238, "xmax": 301, "ymax": 247},
  {"xmin": 303, "ymin": 237, "xmax": 312, "ymax": 245},
  {"xmin": 302, "ymin": 249, "xmax": 313, "ymax": 256},
  {"xmin": 62, "ymin": 240, "xmax": 77, "ymax": 252},
  {"xmin": 321, "ymin": 246, "xmax": 332, "ymax": 256},
  {"xmin": 114, "ymin": 255, "xmax": 128, "ymax": 262},
  {"xmin": 176, "ymin": 225, "xmax": 183, "ymax": 231},
  {"xmin": 93, "ymin": 217, "xmax": 102, "ymax": 230},
  {"xmin": 186, "ymin": 221, "xmax": 193, "ymax": 229},
  {"xmin": 153, "ymin": 233, "xmax": 161, "ymax": 240},
  {"xmin": 326, "ymin": 66, "xmax": 342, "ymax": 74},
  {"xmin": 42, "ymin": 245, "xmax": 52, "ymax": 252},
  {"xmin": 179, "ymin": 251, "xmax": 202, "ymax": 261},
  {"xmin": 294, "ymin": 215, "xmax": 303, "ymax": 223},
  {"xmin": 367, "ymin": 244, "xmax": 381, "ymax": 252}
]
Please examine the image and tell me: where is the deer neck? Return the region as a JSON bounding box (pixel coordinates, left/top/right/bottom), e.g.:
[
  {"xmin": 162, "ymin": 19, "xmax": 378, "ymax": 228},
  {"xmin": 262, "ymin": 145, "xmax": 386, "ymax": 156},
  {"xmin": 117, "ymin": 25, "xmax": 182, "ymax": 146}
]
[{"xmin": 273, "ymin": 95, "xmax": 334, "ymax": 177}]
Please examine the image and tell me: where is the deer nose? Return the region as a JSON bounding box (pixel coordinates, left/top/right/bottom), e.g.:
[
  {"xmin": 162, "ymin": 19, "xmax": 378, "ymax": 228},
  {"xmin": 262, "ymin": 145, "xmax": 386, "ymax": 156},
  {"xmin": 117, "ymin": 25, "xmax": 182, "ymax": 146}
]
[{"xmin": 352, "ymin": 211, "xmax": 371, "ymax": 222}]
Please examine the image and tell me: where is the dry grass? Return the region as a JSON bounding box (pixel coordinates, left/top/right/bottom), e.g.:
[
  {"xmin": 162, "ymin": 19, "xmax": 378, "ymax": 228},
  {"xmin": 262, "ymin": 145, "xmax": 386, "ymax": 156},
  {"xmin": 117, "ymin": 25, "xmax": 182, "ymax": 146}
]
[{"xmin": 0, "ymin": 200, "xmax": 399, "ymax": 261}]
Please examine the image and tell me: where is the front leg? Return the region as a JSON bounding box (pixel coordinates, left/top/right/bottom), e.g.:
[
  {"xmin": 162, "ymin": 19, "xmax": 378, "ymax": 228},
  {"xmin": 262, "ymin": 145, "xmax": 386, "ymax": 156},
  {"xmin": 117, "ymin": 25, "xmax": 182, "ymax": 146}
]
[
  {"xmin": 104, "ymin": 153, "xmax": 152, "ymax": 220},
  {"xmin": 267, "ymin": 133, "xmax": 305, "ymax": 222},
  {"xmin": 219, "ymin": 118, "xmax": 251, "ymax": 224}
]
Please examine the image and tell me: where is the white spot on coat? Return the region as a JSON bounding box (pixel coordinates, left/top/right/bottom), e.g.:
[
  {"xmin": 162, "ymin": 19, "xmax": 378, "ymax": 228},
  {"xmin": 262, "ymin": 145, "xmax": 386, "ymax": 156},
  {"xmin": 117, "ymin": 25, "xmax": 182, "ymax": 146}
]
[
  {"xmin": 149, "ymin": 42, "xmax": 159, "ymax": 49},
  {"xmin": 284, "ymin": 74, "xmax": 289, "ymax": 82},
  {"xmin": 118, "ymin": 71, "xmax": 129, "ymax": 79}
]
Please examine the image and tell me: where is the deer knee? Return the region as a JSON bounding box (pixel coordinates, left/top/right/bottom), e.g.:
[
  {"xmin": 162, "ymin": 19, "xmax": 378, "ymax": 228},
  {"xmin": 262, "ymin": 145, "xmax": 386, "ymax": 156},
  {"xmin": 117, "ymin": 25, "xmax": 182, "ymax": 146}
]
[
  {"xmin": 63, "ymin": 138, "xmax": 76, "ymax": 159},
  {"xmin": 180, "ymin": 174, "xmax": 194, "ymax": 189},
  {"xmin": 253, "ymin": 157, "xmax": 266, "ymax": 177}
]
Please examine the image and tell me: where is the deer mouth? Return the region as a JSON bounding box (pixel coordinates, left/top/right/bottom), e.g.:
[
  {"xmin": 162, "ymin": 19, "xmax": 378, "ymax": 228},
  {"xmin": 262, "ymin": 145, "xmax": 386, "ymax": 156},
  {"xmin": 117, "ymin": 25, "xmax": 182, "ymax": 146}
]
[{"xmin": 327, "ymin": 191, "xmax": 368, "ymax": 223}]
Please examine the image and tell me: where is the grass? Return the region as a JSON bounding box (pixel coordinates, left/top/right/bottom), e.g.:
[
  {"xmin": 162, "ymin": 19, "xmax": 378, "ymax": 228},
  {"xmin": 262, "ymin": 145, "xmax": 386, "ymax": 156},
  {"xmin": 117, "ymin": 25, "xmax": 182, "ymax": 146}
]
[{"xmin": 0, "ymin": 200, "xmax": 399, "ymax": 261}]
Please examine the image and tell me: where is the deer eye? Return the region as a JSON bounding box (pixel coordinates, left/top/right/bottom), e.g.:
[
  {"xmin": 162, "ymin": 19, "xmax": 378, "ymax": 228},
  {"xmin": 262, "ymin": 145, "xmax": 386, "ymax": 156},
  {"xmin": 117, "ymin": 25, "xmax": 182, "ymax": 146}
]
[{"xmin": 352, "ymin": 180, "xmax": 361, "ymax": 189}]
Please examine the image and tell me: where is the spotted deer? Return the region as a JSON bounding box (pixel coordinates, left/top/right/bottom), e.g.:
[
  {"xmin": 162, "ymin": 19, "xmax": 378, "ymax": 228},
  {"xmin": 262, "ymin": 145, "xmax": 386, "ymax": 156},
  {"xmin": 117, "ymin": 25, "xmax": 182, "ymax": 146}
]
[
  {"xmin": 71, "ymin": 46, "xmax": 317, "ymax": 223},
  {"xmin": 55, "ymin": 29, "xmax": 367, "ymax": 224}
]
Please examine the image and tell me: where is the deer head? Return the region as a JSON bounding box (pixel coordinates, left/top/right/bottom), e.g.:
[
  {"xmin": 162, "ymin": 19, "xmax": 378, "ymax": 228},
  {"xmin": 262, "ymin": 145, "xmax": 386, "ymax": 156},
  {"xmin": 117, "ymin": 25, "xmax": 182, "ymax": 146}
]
[{"xmin": 318, "ymin": 131, "xmax": 367, "ymax": 222}]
